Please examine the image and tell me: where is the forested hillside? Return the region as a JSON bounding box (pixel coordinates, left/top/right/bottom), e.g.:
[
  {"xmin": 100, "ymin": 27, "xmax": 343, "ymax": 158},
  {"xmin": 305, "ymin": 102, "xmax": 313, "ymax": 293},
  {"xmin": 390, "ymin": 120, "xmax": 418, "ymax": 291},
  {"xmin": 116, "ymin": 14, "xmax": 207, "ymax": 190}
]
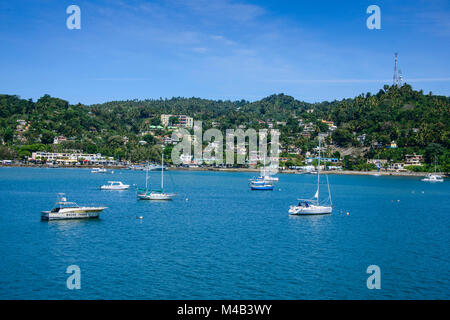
[{"xmin": 0, "ymin": 84, "xmax": 449, "ymax": 171}]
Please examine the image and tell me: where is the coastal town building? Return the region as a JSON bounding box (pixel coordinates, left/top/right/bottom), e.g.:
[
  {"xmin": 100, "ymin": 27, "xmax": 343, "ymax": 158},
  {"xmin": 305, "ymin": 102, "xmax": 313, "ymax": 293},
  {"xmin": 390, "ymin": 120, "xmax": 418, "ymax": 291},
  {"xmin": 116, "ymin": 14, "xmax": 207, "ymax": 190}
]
[
  {"xmin": 30, "ymin": 152, "xmax": 116, "ymax": 165},
  {"xmin": 388, "ymin": 141, "xmax": 398, "ymax": 149},
  {"xmin": 405, "ymin": 153, "xmax": 424, "ymax": 166},
  {"xmin": 53, "ymin": 135, "xmax": 67, "ymax": 144},
  {"xmin": 161, "ymin": 114, "xmax": 194, "ymax": 128},
  {"xmin": 388, "ymin": 162, "xmax": 406, "ymax": 172},
  {"xmin": 367, "ymin": 159, "xmax": 388, "ymax": 167},
  {"xmin": 306, "ymin": 157, "xmax": 339, "ymax": 164}
]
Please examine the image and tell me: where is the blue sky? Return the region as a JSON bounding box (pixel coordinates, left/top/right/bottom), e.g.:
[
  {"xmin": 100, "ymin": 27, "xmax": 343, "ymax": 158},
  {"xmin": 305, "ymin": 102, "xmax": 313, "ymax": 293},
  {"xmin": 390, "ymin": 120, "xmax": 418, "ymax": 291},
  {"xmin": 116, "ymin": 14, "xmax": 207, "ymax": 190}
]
[{"xmin": 0, "ymin": 0, "xmax": 449, "ymax": 104}]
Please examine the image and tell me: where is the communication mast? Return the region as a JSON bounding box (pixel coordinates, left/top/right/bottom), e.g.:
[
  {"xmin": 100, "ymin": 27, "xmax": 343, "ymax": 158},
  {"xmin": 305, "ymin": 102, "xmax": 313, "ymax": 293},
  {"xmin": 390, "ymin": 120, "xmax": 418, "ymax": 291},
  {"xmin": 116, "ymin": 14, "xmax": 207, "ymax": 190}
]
[{"xmin": 393, "ymin": 53, "xmax": 399, "ymax": 86}]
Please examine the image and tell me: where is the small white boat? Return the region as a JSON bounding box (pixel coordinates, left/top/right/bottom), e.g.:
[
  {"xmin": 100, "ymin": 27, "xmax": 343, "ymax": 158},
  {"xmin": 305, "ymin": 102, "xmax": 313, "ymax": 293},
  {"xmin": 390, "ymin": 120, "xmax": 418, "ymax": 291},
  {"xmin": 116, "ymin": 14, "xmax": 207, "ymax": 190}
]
[
  {"xmin": 422, "ymin": 174, "xmax": 444, "ymax": 182},
  {"xmin": 100, "ymin": 181, "xmax": 130, "ymax": 190},
  {"xmin": 91, "ymin": 167, "xmax": 108, "ymax": 173},
  {"xmin": 289, "ymin": 136, "xmax": 332, "ymax": 216},
  {"xmin": 41, "ymin": 193, "xmax": 107, "ymax": 220}
]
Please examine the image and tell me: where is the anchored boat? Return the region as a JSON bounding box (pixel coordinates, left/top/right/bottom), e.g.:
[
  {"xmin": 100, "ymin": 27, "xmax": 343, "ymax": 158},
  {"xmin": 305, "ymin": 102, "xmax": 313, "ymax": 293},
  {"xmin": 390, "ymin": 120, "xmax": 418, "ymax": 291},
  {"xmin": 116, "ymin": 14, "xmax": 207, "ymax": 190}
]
[
  {"xmin": 100, "ymin": 181, "xmax": 130, "ymax": 190},
  {"xmin": 137, "ymin": 151, "xmax": 176, "ymax": 200},
  {"xmin": 91, "ymin": 167, "xmax": 108, "ymax": 173},
  {"xmin": 41, "ymin": 193, "xmax": 107, "ymax": 221},
  {"xmin": 289, "ymin": 136, "xmax": 332, "ymax": 215},
  {"xmin": 422, "ymin": 174, "xmax": 444, "ymax": 182},
  {"xmin": 249, "ymin": 178, "xmax": 274, "ymax": 190},
  {"xmin": 422, "ymin": 158, "xmax": 444, "ymax": 182}
]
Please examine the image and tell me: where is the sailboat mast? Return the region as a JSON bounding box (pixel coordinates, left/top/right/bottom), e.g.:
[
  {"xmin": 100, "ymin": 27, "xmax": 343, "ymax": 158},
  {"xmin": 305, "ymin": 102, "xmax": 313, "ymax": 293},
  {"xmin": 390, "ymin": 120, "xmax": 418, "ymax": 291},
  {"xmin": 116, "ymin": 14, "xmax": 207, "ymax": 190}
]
[
  {"xmin": 263, "ymin": 153, "xmax": 266, "ymax": 176},
  {"xmin": 317, "ymin": 136, "xmax": 321, "ymax": 203},
  {"xmin": 145, "ymin": 162, "xmax": 148, "ymax": 190},
  {"xmin": 161, "ymin": 150, "xmax": 164, "ymax": 190}
]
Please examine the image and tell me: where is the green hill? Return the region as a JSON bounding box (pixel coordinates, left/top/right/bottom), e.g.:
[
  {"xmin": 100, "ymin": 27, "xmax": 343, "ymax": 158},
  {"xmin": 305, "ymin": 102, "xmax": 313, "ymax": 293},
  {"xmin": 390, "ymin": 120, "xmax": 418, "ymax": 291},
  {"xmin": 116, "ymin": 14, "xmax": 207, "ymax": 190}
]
[{"xmin": 0, "ymin": 84, "xmax": 449, "ymax": 171}]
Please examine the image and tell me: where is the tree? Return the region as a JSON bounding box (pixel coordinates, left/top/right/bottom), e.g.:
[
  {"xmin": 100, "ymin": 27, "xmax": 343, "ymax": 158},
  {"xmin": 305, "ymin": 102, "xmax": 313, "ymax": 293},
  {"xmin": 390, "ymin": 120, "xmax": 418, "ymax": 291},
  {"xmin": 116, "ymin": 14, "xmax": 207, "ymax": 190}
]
[
  {"xmin": 332, "ymin": 129, "xmax": 353, "ymax": 147},
  {"xmin": 41, "ymin": 130, "xmax": 55, "ymax": 144},
  {"xmin": 143, "ymin": 134, "xmax": 155, "ymax": 144},
  {"xmin": 2, "ymin": 127, "xmax": 14, "ymax": 144},
  {"xmin": 0, "ymin": 146, "xmax": 17, "ymax": 159},
  {"xmin": 424, "ymin": 143, "xmax": 444, "ymax": 164}
]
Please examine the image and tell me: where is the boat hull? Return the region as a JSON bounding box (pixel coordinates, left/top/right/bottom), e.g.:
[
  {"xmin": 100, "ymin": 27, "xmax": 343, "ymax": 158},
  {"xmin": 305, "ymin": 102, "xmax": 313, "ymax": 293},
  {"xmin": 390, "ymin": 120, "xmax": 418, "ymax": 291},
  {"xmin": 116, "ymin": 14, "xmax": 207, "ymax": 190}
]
[
  {"xmin": 250, "ymin": 185, "xmax": 274, "ymax": 190},
  {"xmin": 137, "ymin": 192, "xmax": 175, "ymax": 200},
  {"xmin": 288, "ymin": 205, "xmax": 332, "ymax": 215},
  {"xmin": 41, "ymin": 208, "xmax": 106, "ymax": 220},
  {"xmin": 100, "ymin": 186, "xmax": 130, "ymax": 190}
]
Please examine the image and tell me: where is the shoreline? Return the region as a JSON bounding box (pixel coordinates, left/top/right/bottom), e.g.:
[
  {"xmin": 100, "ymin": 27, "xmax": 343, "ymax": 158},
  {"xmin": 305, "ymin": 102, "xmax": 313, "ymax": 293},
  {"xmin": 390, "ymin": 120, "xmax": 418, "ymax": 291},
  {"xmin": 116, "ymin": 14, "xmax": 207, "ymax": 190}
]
[{"xmin": 0, "ymin": 164, "xmax": 445, "ymax": 177}]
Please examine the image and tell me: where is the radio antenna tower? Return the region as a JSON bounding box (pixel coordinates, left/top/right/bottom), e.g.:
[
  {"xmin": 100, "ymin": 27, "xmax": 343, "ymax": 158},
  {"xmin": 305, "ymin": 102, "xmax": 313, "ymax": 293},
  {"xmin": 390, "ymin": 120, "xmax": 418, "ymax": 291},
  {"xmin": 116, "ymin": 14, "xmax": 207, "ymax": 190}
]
[
  {"xmin": 393, "ymin": 52, "xmax": 399, "ymax": 86},
  {"xmin": 398, "ymin": 69, "xmax": 403, "ymax": 86}
]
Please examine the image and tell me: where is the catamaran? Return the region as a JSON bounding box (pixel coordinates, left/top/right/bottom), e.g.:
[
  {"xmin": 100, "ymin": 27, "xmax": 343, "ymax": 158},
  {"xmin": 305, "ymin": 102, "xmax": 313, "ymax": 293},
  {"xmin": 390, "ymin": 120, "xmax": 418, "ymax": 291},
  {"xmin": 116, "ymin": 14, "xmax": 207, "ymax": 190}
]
[
  {"xmin": 289, "ymin": 136, "xmax": 332, "ymax": 215},
  {"xmin": 41, "ymin": 193, "xmax": 107, "ymax": 220},
  {"xmin": 422, "ymin": 158, "xmax": 444, "ymax": 182},
  {"xmin": 100, "ymin": 181, "xmax": 130, "ymax": 190},
  {"xmin": 137, "ymin": 152, "xmax": 176, "ymax": 200},
  {"xmin": 422, "ymin": 174, "xmax": 444, "ymax": 182}
]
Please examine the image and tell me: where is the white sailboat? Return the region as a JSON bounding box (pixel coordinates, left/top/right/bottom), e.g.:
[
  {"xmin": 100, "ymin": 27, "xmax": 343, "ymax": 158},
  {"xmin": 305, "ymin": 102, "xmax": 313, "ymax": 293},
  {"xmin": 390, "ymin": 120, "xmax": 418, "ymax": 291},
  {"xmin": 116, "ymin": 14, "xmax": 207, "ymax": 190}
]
[
  {"xmin": 289, "ymin": 136, "xmax": 332, "ymax": 215},
  {"xmin": 137, "ymin": 151, "xmax": 176, "ymax": 200},
  {"xmin": 260, "ymin": 164, "xmax": 279, "ymax": 182},
  {"xmin": 249, "ymin": 154, "xmax": 275, "ymax": 190}
]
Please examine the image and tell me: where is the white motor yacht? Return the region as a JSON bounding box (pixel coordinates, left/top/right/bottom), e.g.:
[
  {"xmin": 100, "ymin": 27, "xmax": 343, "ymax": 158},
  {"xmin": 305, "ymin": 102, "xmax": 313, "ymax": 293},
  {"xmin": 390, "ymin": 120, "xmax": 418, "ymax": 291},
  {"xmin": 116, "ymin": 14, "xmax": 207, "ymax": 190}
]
[
  {"xmin": 41, "ymin": 194, "xmax": 107, "ymax": 220},
  {"xmin": 100, "ymin": 181, "xmax": 130, "ymax": 190}
]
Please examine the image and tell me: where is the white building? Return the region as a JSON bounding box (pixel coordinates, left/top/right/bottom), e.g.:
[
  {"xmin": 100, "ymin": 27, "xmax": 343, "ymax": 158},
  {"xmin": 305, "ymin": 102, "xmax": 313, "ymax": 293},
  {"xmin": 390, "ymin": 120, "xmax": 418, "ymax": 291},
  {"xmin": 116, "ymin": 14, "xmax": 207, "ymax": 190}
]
[
  {"xmin": 161, "ymin": 114, "xmax": 194, "ymax": 128},
  {"xmin": 31, "ymin": 152, "xmax": 116, "ymax": 165}
]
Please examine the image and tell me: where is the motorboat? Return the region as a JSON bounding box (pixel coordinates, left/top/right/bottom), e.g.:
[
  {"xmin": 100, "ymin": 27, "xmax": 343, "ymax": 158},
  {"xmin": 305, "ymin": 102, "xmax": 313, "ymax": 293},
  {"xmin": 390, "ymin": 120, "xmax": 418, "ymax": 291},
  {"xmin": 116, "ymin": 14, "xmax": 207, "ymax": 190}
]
[
  {"xmin": 91, "ymin": 167, "xmax": 108, "ymax": 173},
  {"xmin": 100, "ymin": 181, "xmax": 130, "ymax": 190},
  {"xmin": 41, "ymin": 193, "xmax": 107, "ymax": 220}
]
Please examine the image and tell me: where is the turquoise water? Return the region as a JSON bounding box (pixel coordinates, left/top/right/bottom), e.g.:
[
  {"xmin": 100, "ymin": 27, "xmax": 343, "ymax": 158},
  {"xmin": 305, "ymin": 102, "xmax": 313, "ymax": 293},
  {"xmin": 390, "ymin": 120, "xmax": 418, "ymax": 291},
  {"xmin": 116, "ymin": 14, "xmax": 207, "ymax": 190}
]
[{"xmin": 0, "ymin": 167, "xmax": 448, "ymax": 299}]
